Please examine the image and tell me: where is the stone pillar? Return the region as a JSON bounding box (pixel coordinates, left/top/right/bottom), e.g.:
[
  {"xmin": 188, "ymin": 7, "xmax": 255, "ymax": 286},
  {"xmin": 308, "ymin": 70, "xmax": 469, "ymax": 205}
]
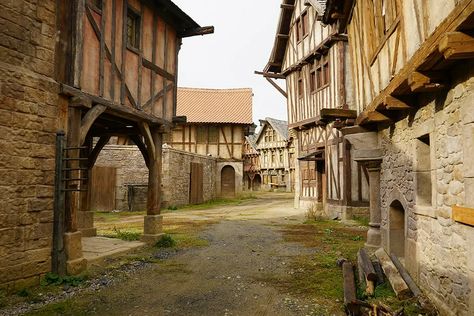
[
  {"xmin": 142, "ymin": 128, "xmax": 163, "ymax": 244},
  {"xmin": 364, "ymin": 159, "xmax": 383, "ymax": 251}
]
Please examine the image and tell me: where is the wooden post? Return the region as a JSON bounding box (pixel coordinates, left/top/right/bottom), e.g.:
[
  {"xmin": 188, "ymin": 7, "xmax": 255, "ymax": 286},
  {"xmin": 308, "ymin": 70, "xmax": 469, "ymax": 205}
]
[
  {"xmin": 342, "ymin": 261, "xmax": 359, "ymax": 315},
  {"xmin": 375, "ymin": 248, "xmax": 412, "ymax": 299},
  {"xmin": 142, "ymin": 127, "xmax": 164, "ymax": 243}
]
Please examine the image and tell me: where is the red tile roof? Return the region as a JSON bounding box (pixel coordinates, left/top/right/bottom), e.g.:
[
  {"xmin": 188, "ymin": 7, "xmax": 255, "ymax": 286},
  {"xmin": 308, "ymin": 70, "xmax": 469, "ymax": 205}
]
[{"xmin": 177, "ymin": 87, "xmax": 253, "ymax": 124}]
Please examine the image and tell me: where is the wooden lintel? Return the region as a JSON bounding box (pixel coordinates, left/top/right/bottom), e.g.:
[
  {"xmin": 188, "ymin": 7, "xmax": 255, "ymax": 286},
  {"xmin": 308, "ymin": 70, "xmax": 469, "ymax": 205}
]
[
  {"xmin": 60, "ymin": 84, "xmax": 167, "ymax": 126},
  {"xmin": 408, "ymin": 71, "xmax": 446, "ymax": 93},
  {"xmin": 79, "ymin": 104, "xmax": 106, "ymax": 145},
  {"xmin": 384, "ymin": 96, "xmax": 411, "ymax": 110},
  {"xmin": 181, "ymin": 26, "xmax": 214, "ymax": 38},
  {"xmin": 439, "ymin": 31, "xmax": 474, "ymax": 60}
]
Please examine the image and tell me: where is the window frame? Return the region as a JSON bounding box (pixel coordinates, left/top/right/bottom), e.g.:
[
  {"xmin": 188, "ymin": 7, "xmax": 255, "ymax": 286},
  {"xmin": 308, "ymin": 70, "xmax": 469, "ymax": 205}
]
[
  {"xmin": 126, "ymin": 6, "xmax": 141, "ymax": 52},
  {"xmin": 313, "ymin": 54, "xmax": 330, "ymax": 91}
]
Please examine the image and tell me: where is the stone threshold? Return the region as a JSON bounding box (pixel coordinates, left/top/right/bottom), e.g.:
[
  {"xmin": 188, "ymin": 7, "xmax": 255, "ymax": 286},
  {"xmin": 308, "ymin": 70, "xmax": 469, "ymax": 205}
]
[{"xmin": 82, "ymin": 237, "xmax": 146, "ymax": 268}]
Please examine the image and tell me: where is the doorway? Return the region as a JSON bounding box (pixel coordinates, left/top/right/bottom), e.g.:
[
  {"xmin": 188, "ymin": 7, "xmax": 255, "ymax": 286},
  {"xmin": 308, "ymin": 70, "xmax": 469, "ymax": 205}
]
[
  {"xmin": 253, "ymin": 174, "xmax": 262, "ymax": 191},
  {"xmin": 389, "ymin": 200, "xmax": 406, "ymax": 259},
  {"xmin": 221, "ymin": 165, "xmax": 236, "ymax": 197}
]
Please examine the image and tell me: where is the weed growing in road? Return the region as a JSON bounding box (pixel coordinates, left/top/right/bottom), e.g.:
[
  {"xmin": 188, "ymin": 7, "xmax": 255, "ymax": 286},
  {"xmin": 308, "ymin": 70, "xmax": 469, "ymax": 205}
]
[
  {"xmin": 102, "ymin": 227, "xmax": 142, "ymax": 241},
  {"xmin": 40, "ymin": 272, "xmax": 85, "ymax": 287},
  {"xmin": 155, "ymin": 234, "xmax": 176, "ymax": 248},
  {"xmin": 305, "ymin": 203, "xmax": 325, "ymax": 221}
]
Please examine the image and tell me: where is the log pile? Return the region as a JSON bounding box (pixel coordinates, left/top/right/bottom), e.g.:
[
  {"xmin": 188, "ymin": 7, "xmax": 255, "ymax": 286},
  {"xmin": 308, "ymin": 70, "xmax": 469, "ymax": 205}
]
[{"xmin": 338, "ymin": 248, "xmax": 437, "ymax": 316}]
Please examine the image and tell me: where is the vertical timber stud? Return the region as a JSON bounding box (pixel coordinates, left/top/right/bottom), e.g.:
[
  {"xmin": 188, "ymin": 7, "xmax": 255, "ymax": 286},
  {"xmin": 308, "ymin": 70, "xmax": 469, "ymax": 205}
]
[
  {"xmin": 142, "ymin": 127, "xmax": 164, "ymax": 243},
  {"xmin": 64, "ymin": 105, "xmax": 87, "ymax": 274},
  {"xmin": 73, "ymin": 0, "xmax": 85, "ymax": 87}
]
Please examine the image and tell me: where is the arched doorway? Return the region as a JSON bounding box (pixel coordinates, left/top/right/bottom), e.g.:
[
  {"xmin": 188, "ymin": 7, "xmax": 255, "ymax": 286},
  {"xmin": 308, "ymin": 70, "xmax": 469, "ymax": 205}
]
[
  {"xmin": 253, "ymin": 174, "xmax": 262, "ymax": 191},
  {"xmin": 221, "ymin": 166, "xmax": 236, "ymax": 197},
  {"xmin": 389, "ymin": 200, "xmax": 406, "ymax": 259}
]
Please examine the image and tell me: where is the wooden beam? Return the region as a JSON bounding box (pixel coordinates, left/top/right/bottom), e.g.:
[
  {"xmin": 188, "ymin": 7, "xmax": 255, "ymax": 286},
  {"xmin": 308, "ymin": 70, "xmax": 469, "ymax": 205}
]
[
  {"xmin": 276, "ymin": 33, "xmax": 289, "ymax": 39},
  {"xmin": 374, "ymin": 248, "xmax": 412, "ymax": 300},
  {"xmin": 88, "ymin": 135, "xmax": 111, "ymax": 168},
  {"xmin": 254, "ymin": 70, "xmax": 285, "ymax": 79},
  {"xmin": 142, "ymin": 58, "xmax": 175, "ymax": 82},
  {"xmin": 342, "ymin": 261, "xmax": 359, "ymax": 314},
  {"xmin": 439, "ymin": 31, "xmax": 474, "ymax": 60},
  {"xmin": 281, "ymin": 3, "xmax": 294, "ymax": 9},
  {"xmin": 139, "ymin": 122, "xmax": 156, "ymax": 161},
  {"xmin": 384, "ymin": 96, "xmax": 411, "ymax": 110},
  {"xmin": 80, "ymin": 104, "xmax": 106, "ymax": 145},
  {"xmin": 181, "ymin": 26, "xmax": 214, "ymax": 38},
  {"xmin": 453, "ymin": 205, "xmax": 474, "ymax": 226},
  {"xmin": 265, "ymin": 77, "xmax": 288, "ymax": 98},
  {"xmin": 142, "ymin": 83, "xmax": 174, "ymax": 110},
  {"xmin": 408, "ymin": 71, "xmax": 446, "ymax": 93},
  {"xmin": 357, "ymin": 110, "xmax": 392, "ymax": 125},
  {"xmin": 389, "ymin": 254, "xmax": 422, "ymax": 297},
  {"xmin": 320, "ymin": 108, "xmax": 357, "ymax": 120},
  {"xmin": 130, "ymin": 135, "xmax": 150, "ymax": 169}
]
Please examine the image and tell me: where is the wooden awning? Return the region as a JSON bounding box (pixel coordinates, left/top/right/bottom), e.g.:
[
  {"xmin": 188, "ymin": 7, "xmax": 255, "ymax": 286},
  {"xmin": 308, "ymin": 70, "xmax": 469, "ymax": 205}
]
[{"xmin": 298, "ymin": 149, "xmax": 325, "ymax": 161}]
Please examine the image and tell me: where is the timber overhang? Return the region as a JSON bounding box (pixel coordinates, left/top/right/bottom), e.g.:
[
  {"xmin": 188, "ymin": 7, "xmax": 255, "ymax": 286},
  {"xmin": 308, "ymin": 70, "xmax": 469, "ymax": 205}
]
[{"xmin": 356, "ymin": 0, "xmax": 474, "ymax": 127}]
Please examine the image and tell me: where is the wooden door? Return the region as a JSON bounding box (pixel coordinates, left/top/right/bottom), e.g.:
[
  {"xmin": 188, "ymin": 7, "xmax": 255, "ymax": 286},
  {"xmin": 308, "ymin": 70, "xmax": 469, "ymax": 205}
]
[
  {"xmin": 221, "ymin": 166, "xmax": 235, "ymax": 197},
  {"xmin": 190, "ymin": 162, "xmax": 204, "ymax": 204},
  {"xmin": 90, "ymin": 166, "xmax": 116, "ymax": 212}
]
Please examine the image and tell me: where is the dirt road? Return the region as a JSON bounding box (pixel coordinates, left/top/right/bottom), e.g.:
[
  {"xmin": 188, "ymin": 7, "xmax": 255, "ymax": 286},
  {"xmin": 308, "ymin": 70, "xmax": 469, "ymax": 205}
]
[{"xmin": 24, "ymin": 193, "xmax": 351, "ymax": 316}]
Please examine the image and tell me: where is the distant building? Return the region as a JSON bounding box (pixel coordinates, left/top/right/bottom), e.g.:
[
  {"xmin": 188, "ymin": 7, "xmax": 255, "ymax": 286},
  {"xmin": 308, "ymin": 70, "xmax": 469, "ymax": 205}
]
[
  {"xmin": 254, "ymin": 118, "xmax": 295, "ymax": 192},
  {"xmin": 170, "ymin": 88, "xmax": 255, "ymax": 197},
  {"xmin": 243, "ymin": 135, "xmax": 262, "ymax": 191}
]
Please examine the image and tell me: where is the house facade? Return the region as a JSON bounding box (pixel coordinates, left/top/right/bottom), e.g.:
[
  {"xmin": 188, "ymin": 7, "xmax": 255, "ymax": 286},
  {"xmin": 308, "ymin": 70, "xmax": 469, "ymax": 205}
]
[
  {"xmin": 243, "ymin": 135, "xmax": 262, "ymax": 191},
  {"xmin": 325, "ymin": 0, "xmax": 474, "ymax": 313},
  {"xmin": 0, "ymin": 0, "xmax": 209, "ymax": 287},
  {"xmin": 254, "ymin": 118, "xmax": 295, "ymax": 192},
  {"xmin": 263, "ymin": 0, "xmax": 369, "ymax": 218},
  {"xmin": 170, "ymin": 88, "xmax": 254, "ymax": 197}
]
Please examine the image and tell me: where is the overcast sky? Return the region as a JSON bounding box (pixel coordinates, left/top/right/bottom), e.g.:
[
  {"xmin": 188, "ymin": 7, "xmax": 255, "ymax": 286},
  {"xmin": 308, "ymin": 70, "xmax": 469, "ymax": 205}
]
[{"xmin": 173, "ymin": 0, "xmax": 287, "ymax": 125}]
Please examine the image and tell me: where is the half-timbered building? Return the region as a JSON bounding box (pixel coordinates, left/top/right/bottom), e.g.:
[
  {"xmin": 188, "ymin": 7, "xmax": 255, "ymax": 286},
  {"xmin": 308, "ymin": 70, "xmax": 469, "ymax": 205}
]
[
  {"xmin": 0, "ymin": 0, "xmax": 211, "ymax": 286},
  {"xmin": 262, "ymin": 0, "xmax": 369, "ymax": 217},
  {"xmin": 254, "ymin": 118, "xmax": 295, "ymax": 192},
  {"xmin": 243, "ymin": 135, "xmax": 262, "ymax": 191},
  {"xmin": 325, "ymin": 0, "xmax": 474, "ymax": 313},
  {"xmin": 170, "ymin": 88, "xmax": 254, "ymax": 197}
]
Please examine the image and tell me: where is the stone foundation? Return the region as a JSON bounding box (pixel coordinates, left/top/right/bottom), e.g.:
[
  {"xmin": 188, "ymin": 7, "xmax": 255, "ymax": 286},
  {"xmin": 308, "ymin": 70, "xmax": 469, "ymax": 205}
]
[{"xmin": 379, "ymin": 62, "xmax": 474, "ymax": 315}]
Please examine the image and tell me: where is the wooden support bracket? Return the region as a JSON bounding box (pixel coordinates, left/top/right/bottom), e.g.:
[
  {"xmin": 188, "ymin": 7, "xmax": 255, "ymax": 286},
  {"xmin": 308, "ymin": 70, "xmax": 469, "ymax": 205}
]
[
  {"xmin": 357, "ymin": 110, "xmax": 392, "ymax": 125},
  {"xmin": 439, "ymin": 31, "xmax": 474, "ymax": 60},
  {"xmin": 80, "ymin": 104, "xmax": 106, "ymax": 145},
  {"xmin": 408, "ymin": 71, "xmax": 446, "ymax": 93},
  {"xmin": 265, "ymin": 77, "xmax": 288, "ymax": 98},
  {"xmin": 130, "ymin": 135, "xmax": 150, "ymax": 169},
  {"xmin": 139, "ymin": 122, "xmax": 156, "ymax": 162},
  {"xmin": 384, "ymin": 96, "xmax": 411, "ymax": 110}
]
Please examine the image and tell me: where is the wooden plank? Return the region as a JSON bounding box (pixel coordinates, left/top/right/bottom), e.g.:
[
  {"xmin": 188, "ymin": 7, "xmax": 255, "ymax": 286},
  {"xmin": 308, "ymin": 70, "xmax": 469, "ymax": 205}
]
[
  {"xmin": 90, "ymin": 166, "xmax": 116, "ymax": 212},
  {"xmin": 342, "ymin": 261, "xmax": 359, "ymax": 314},
  {"xmin": 374, "ymin": 248, "xmax": 412, "ymax": 299},
  {"xmin": 452, "ymin": 205, "xmax": 474, "ymax": 226},
  {"xmin": 390, "ymin": 254, "xmax": 422, "ymax": 297},
  {"xmin": 439, "ymin": 31, "xmax": 474, "ymax": 60}
]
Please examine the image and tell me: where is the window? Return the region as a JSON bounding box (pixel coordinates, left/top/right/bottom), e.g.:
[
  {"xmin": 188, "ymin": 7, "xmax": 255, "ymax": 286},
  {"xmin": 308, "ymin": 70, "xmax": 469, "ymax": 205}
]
[
  {"xmin": 310, "ymin": 69, "xmax": 316, "ymax": 93},
  {"xmin": 314, "ymin": 55, "xmax": 330, "ymax": 90},
  {"xmin": 279, "ymin": 151, "xmax": 284, "ymax": 163},
  {"xmin": 209, "ymin": 126, "xmax": 219, "ymax": 143},
  {"xmin": 127, "ymin": 8, "xmax": 141, "ymax": 50},
  {"xmin": 298, "ymin": 71, "xmax": 304, "ymax": 98},
  {"xmin": 196, "ymin": 126, "xmax": 207, "ymax": 143},
  {"xmin": 296, "ymin": 19, "xmax": 302, "ymax": 42},
  {"xmin": 271, "ymin": 151, "xmax": 276, "ymax": 165},
  {"xmin": 302, "ymin": 11, "xmax": 309, "ymax": 38}
]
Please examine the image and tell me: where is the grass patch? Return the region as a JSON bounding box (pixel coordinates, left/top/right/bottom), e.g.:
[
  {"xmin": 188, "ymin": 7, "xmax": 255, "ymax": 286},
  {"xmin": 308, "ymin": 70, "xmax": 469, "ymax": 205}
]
[
  {"xmin": 352, "ymin": 215, "xmax": 370, "ymax": 227},
  {"xmin": 155, "ymin": 234, "xmax": 176, "ymax": 248},
  {"xmin": 260, "ymin": 220, "xmax": 366, "ymax": 314},
  {"xmin": 94, "ymin": 211, "xmax": 145, "ymax": 222},
  {"xmin": 40, "ymin": 272, "xmax": 85, "ymax": 287},
  {"xmin": 100, "ymin": 227, "xmax": 142, "ymax": 241}
]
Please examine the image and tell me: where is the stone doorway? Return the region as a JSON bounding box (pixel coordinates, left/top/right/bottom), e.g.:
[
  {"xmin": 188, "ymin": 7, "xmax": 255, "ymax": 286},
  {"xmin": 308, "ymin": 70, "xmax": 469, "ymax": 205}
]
[
  {"xmin": 221, "ymin": 165, "xmax": 236, "ymax": 197},
  {"xmin": 389, "ymin": 200, "xmax": 406, "ymax": 259}
]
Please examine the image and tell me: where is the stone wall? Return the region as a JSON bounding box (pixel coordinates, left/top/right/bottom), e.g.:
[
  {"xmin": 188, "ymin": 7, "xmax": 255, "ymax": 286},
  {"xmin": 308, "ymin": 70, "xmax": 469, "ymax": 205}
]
[
  {"xmin": 95, "ymin": 145, "xmax": 217, "ymax": 210},
  {"xmin": 0, "ymin": 0, "xmax": 59, "ymax": 289},
  {"xmin": 95, "ymin": 145, "xmax": 149, "ymax": 211},
  {"xmin": 379, "ymin": 61, "xmax": 474, "ymax": 315},
  {"xmin": 162, "ymin": 147, "xmax": 217, "ymax": 207}
]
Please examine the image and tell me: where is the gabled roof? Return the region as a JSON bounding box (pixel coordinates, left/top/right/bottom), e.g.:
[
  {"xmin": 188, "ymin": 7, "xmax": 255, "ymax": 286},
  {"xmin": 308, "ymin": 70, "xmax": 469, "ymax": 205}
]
[
  {"xmin": 245, "ymin": 135, "xmax": 258, "ymax": 152},
  {"xmin": 255, "ymin": 117, "xmax": 289, "ymax": 144},
  {"xmin": 155, "ymin": 0, "xmax": 199, "ymax": 35},
  {"xmin": 176, "ymin": 88, "xmax": 253, "ymax": 124}
]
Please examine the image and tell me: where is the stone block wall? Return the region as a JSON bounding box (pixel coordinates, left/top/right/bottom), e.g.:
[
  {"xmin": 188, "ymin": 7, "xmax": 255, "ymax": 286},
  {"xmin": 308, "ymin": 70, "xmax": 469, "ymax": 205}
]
[
  {"xmin": 0, "ymin": 0, "xmax": 59, "ymax": 289},
  {"xmin": 95, "ymin": 145, "xmax": 217, "ymax": 210},
  {"xmin": 95, "ymin": 145, "xmax": 149, "ymax": 211},
  {"xmin": 162, "ymin": 147, "xmax": 217, "ymax": 207},
  {"xmin": 379, "ymin": 61, "xmax": 474, "ymax": 315}
]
